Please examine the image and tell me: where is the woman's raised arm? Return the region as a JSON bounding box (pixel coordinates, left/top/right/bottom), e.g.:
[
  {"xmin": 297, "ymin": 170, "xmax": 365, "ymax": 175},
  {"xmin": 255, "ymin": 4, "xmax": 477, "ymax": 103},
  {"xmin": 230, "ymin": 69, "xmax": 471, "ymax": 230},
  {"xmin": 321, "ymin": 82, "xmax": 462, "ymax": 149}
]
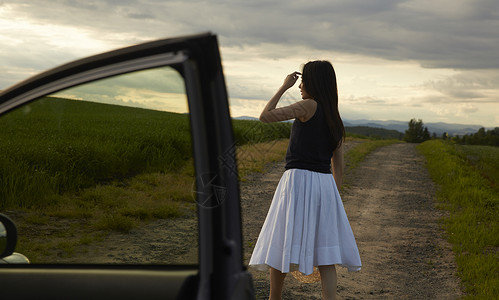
[{"xmin": 260, "ymin": 72, "xmax": 316, "ymax": 123}]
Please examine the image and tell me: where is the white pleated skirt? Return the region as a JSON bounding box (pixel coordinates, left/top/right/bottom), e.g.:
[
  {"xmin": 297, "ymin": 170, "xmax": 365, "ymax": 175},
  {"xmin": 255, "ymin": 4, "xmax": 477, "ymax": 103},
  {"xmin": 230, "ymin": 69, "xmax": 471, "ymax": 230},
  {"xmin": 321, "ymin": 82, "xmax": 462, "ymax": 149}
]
[{"xmin": 249, "ymin": 168, "xmax": 362, "ymax": 275}]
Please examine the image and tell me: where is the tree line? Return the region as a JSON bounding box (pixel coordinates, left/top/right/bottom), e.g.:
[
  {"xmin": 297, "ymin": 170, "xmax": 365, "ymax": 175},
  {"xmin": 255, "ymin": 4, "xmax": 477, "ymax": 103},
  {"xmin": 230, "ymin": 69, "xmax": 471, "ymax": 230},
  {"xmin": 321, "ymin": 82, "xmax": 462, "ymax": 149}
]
[
  {"xmin": 403, "ymin": 118, "xmax": 499, "ymax": 146},
  {"xmin": 453, "ymin": 127, "xmax": 499, "ymax": 146}
]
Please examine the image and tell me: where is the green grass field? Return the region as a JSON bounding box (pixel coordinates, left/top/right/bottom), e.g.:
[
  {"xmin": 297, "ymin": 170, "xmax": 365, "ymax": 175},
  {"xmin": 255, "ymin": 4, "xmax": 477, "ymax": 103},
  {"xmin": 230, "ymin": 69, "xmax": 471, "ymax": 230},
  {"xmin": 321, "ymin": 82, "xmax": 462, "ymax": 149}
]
[
  {"xmin": 0, "ymin": 97, "xmax": 193, "ymax": 209},
  {"xmin": 454, "ymin": 144, "xmax": 499, "ymax": 193},
  {"xmin": 0, "ymin": 96, "xmax": 403, "ymax": 263},
  {"xmin": 418, "ymin": 140, "xmax": 499, "ymax": 299},
  {"xmin": 0, "ymin": 97, "xmax": 291, "ymax": 210},
  {"xmin": 0, "ymin": 97, "xmax": 292, "ymax": 261}
]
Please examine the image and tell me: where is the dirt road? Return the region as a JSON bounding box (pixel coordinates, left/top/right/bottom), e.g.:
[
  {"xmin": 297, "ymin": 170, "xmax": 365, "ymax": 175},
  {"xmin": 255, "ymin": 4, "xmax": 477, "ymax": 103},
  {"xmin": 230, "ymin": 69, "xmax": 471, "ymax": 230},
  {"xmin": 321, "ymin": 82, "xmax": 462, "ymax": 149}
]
[
  {"xmin": 49, "ymin": 141, "xmax": 464, "ymax": 298},
  {"xmin": 241, "ymin": 142, "xmax": 463, "ymax": 299}
]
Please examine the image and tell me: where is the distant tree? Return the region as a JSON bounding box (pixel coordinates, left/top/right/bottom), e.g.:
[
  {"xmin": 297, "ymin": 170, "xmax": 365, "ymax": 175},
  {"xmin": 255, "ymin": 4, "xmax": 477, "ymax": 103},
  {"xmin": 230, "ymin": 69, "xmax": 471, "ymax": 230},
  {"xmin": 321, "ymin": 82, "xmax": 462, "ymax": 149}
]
[
  {"xmin": 477, "ymin": 127, "xmax": 486, "ymax": 137},
  {"xmin": 404, "ymin": 119, "xmax": 431, "ymax": 143},
  {"xmin": 432, "ymin": 132, "xmax": 437, "ymax": 139},
  {"xmin": 457, "ymin": 127, "xmax": 499, "ymax": 146},
  {"xmin": 442, "ymin": 132, "xmax": 449, "ymax": 140},
  {"xmin": 423, "ymin": 127, "xmax": 430, "ymax": 141}
]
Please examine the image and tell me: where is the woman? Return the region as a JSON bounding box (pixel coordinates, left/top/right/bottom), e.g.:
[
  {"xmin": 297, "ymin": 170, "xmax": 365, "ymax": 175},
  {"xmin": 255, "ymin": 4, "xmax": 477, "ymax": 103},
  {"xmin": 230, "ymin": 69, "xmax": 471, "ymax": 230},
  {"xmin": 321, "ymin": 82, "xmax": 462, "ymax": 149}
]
[{"xmin": 249, "ymin": 60, "xmax": 361, "ymax": 300}]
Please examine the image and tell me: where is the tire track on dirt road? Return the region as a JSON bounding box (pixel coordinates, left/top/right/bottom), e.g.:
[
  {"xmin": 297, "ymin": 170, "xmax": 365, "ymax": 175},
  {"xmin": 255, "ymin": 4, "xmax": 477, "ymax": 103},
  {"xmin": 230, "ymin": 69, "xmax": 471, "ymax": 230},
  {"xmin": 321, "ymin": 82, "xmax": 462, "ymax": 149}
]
[{"xmin": 241, "ymin": 142, "xmax": 463, "ymax": 299}]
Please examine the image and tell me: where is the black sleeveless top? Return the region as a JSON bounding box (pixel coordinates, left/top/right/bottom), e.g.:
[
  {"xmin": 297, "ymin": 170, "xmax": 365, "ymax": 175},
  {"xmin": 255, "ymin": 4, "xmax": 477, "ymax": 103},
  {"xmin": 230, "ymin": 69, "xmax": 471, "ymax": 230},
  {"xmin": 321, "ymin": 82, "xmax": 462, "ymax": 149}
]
[{"xmin": 285, "ymin": 102, "xmax": 335, "ymax": 174}]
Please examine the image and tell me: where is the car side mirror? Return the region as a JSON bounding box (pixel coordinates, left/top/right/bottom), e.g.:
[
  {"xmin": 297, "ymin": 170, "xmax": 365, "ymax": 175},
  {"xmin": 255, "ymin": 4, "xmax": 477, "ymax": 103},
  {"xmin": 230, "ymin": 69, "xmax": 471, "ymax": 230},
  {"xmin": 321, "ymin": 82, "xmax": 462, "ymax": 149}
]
[{"xmin": 0, "ymin": 213, "xmax": 18, "ymax": 258}]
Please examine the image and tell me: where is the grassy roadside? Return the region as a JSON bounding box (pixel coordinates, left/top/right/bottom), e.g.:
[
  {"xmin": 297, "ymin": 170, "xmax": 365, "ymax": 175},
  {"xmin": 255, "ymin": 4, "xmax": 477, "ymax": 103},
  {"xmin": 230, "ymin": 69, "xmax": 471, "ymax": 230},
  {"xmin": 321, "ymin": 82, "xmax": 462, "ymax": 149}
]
[
  {"xmin": 344, "ymin": 138, "xmax": 401, "ymax": 171},
  {"xmin": 236, "ymin": 139, "xmax": 289, "ymax": 179},
  {"xmin": 236, "ymin": 137, "xmax": 402, "ymax": 182},
  {"xmin": 13, "ymin": 139, "xmax": 290, "ymax": 262},
  {"xmin": 12, "ymin": 136, "xmax": 396, "ymax": 262},
  {"xmin": 0, "ymin": 97, "xmax": 294, "ymax": 261},
  {"xmin": 418, "ymin": 140, "xmax": 498, "ymax": 299}
]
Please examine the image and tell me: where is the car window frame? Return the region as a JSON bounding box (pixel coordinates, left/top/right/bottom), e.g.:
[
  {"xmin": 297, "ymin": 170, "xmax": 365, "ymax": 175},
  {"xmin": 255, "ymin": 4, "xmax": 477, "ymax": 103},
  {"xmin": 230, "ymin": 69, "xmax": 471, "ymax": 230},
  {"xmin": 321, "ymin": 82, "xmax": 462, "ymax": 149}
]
[{"xmin": 0, "ymin": 32, "xmax": 251, "ymax": 300}]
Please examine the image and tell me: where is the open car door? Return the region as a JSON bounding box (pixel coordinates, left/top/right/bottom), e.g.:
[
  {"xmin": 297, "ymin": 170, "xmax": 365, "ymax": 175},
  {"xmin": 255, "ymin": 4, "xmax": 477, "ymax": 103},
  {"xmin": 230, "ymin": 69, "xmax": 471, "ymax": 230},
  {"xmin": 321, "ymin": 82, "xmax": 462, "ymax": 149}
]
[{"xmin": 0, "ymin": 33, "xmax": 254, "ymax": 299}]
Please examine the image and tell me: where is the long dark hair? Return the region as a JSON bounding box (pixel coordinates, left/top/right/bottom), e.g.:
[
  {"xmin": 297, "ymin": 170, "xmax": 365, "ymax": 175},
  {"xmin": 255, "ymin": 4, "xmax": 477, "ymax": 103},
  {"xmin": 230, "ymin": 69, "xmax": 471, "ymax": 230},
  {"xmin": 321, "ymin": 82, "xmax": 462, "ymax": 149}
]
[{"xmin": 301, "ymin": 60, "xmax": 345, "ymax": 150}]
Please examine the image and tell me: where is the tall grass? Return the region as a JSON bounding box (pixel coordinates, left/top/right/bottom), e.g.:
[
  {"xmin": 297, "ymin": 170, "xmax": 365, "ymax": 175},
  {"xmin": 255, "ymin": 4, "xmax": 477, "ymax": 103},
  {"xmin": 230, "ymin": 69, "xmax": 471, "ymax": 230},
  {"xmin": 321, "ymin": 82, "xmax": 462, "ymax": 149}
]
[
  {"xmin": 0, "ymin": 97, "xmax": 192, "ymax": 208},
  {"xmin": 0, "ymin": 97, "xmax": 291, "ymax": 210},
  {"xmin": 232, "ymin": 119, "xmax": 291, "ymax": 145},
  {"xmin": 1, "ymin": 97, "xmax": 292, "ymax": 261},
  {"xmin": 418, "ymin": 140, "xmax": 498, "ymax": 299},
  {"xmin": 454, "ymin": 145, "xmax": 499, "ymax": 192}
]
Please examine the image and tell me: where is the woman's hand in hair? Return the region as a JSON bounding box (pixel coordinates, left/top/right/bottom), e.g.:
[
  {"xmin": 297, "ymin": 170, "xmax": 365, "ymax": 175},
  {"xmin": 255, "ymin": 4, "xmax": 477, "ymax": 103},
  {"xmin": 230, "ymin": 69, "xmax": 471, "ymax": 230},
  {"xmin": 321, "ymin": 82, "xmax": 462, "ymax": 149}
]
[
  {"xmin": 282, "ymin": 72, "xmax": 301, "ymax": 90},
  {"xmin": 260, "ymin": 71, "xmax": 312, "ymax": 123}
]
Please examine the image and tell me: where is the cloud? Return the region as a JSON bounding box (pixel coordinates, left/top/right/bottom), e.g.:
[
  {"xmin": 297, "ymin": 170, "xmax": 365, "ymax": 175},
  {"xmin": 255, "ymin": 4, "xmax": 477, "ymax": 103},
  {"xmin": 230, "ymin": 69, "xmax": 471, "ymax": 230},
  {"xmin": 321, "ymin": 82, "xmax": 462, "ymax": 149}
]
[
  {"xmin": 344, "ymin": 95, "xmax": 390, "ymax": 106},
  {"xmin": 52, "ymin": 66, "xmax": 188, "ymax": 113},
  {"xmin": 4, "ymin": 0, "xmax": 498, "ymax": 71},
  {"xmin": 0, "ymin": 3, "xmax": 123, "ymax": 87},
  {"xmin": 457, "ymin": 103, "xmax": 479, "ymax": 115},
  {"xmin": 423, "ymin": 70, "xmax": 499, "ymax": 103},
  {"xmin": 1, "ymin": 0, "xmax": 497, "ymax": 127}
]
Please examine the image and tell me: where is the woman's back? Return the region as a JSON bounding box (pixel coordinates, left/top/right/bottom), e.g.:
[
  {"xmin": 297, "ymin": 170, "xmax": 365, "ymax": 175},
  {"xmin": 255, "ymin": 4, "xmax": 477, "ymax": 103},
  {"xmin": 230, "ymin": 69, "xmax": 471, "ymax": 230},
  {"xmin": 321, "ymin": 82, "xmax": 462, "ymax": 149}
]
[{"xmin": 285, "ymin": 101, "xmax": 335, "ymax": 174}]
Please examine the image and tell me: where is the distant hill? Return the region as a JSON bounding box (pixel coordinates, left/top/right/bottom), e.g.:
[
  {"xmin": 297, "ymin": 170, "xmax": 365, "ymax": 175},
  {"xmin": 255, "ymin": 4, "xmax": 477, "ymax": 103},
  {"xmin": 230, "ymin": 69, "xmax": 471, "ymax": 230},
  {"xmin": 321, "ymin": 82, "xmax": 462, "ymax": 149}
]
[
  {"xmin": 424, "ymin": 122, "xmax": 487, "ymax": 136},
  {"xmin": 233, "ymin": 116, "xmax": 492, "ymax": 137},
  {"xmin": 343, "ymin": 119, "xmax": 489, "ymax": 137},
  {"xmin": 233, "ymin": 116, "xmax": 259, "ymax": 121},
  {"xmin": 233, "ymin": 117, "xmax": 402, "ymax": 139},
  {"xmin": 345, "ymin": 126, "xmax": 403, "ymax": 140}
]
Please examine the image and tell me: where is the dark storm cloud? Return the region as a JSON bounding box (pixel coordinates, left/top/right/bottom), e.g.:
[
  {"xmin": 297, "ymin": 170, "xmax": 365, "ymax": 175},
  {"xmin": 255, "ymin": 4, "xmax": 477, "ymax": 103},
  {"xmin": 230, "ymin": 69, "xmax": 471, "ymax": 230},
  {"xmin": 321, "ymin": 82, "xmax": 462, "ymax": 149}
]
[
  {"xmin": 1, "ymin": 0, "xmax": 497, "ymax": 127},
  {"xmin": 6, "ymin": 0, "xmax": 498, "ymax": 70}
]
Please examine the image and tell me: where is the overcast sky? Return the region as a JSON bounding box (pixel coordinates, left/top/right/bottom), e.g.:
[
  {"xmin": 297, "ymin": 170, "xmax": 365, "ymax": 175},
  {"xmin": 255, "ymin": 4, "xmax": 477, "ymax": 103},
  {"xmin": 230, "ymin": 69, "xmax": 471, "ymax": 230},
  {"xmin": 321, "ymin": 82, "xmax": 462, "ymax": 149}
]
[{"xmin": 1, "ymin": 0, "xmax": 498, "ymax": 127}]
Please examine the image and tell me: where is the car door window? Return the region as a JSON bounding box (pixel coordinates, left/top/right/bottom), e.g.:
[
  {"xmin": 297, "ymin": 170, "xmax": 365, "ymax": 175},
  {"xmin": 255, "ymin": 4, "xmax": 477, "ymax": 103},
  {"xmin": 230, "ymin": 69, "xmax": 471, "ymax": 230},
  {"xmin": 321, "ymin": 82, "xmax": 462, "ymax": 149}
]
[{"xmin": 0, "ymin": 66, "xmax": 198, "ymax": 265}]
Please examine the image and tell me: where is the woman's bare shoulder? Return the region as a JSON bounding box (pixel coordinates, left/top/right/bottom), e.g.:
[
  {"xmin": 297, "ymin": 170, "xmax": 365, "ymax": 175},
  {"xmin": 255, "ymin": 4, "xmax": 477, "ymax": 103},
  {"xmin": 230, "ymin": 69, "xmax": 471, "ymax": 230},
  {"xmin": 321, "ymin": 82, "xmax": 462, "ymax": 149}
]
[
  {"xmin": 300, "ymin": 98, "xmax": 316, "ymax": 104},
  {"xmin": 297, "ymin": 99, "xmax": 317, "ymax": 122},
  {"xmin": 294, "ymin": 98, "xmax": 317, "ymax": 112}
]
